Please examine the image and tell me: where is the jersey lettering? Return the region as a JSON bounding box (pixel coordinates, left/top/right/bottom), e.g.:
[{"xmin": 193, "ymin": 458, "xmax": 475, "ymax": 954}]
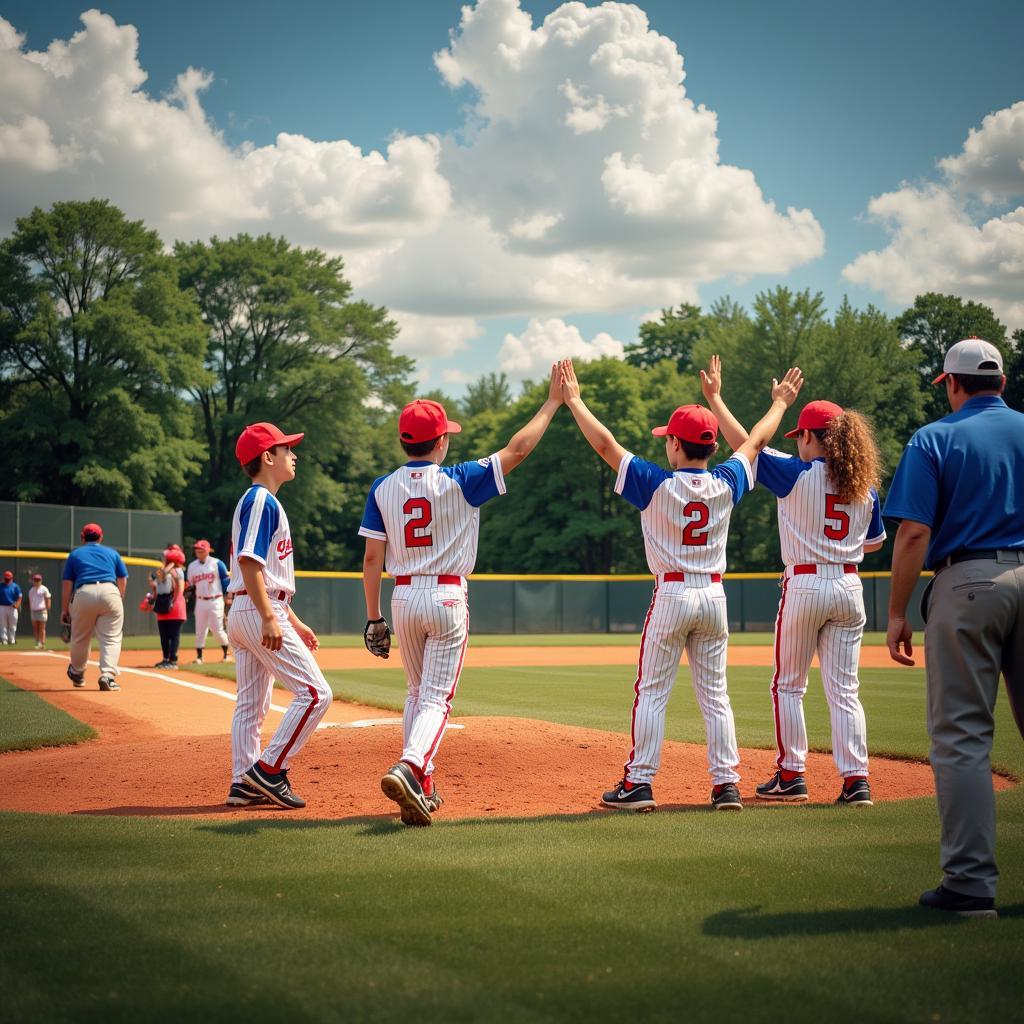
[
  {"xmin": 823, "ymin": 493, "xmax": 851, "ymax": 541},
  {"xmin": 403, "ymin": 497, "xmax": 434, "ymax": 548},
  {"xmin": 682, "ymin": 501, "xmax": 710, "ymax": 546}
]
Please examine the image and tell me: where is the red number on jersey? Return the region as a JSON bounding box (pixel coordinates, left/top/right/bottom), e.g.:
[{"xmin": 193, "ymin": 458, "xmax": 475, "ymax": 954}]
[
  {"xmin": 403, "ymin": 497, "xmax": 434, "ymax": 548},
  {"xmin": 824, "ymin": 493, "xmax": 851, "ymax": 540},
  {"xmin": 682, "ymin": 501, "xmax": 710, "ymax": 546}
]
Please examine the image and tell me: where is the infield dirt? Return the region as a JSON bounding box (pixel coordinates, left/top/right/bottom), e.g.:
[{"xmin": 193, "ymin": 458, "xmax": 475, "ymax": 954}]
[{"xmin": 2, "ymin": 647, "xmax": 993, "ymax": 822}]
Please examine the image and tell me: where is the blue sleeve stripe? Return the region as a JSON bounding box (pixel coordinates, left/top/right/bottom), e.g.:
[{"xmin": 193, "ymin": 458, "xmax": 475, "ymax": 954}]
[{"xmin": 238, "ymin": 487, "xmax": 277, "ymax": 563}]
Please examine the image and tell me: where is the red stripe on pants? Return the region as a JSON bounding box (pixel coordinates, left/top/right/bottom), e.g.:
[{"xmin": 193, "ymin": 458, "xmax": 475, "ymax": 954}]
[
  {"xmin": 273, "ymin": 684, "xmax": 319, "ymax": 769},
  {"xmin": 771, "ymin": 577, "xmax": 790, "ymax": 768},
  {"xmin": 422, "ymin": 608, "xmax": 471, "ymax": 768},
  {"xmin": 625, "ymin": 585, "xmax": 658, "ymax": 780}
]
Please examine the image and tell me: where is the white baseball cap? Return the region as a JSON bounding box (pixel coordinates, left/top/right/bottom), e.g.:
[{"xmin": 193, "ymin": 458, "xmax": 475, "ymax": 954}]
[{"xmin": 932, "ymin": 337, "xmax": 1004, "ymax": 384}]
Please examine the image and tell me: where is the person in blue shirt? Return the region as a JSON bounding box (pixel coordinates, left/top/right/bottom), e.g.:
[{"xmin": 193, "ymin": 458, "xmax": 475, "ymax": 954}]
[
  {"xmin": 0, "ymin": 570, "xmax": 22, "ymax": 643},
  {"xmin": 885, "ymin": 338, "xmax": 1024, "ymax": 919},
  {"xmin": 61, "ymin": 523, "xmax": 129, "ymax": 692}
]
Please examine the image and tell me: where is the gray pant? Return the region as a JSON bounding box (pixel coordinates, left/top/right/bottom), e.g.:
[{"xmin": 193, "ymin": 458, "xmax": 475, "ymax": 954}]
[
  {"xmin": 69, "ymin": 583, "xmax": 124, "ymax": 678},
  {"xmin": 924, "ymin": 553, "xmax": 1024, "ymax": 899}
]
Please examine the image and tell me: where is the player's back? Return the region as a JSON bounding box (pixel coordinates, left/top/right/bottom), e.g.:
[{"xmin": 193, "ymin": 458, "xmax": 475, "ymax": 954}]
[
  {"xmin": 359, "ymin": 457, "xmax": 506, "ymax": 577},
  {"xmin": 615, "ymin": 452, "xmax": 753, "ymax": 576},
  {"xmin": 756, "ymin": 449, "xmax": 883, "ymax": 565}
]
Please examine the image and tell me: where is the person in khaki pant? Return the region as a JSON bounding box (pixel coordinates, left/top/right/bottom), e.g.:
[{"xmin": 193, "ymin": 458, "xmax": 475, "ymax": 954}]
[
  {"xmin": 61, "ymin": 523, "xmax": 129, "ymax": 692},
  {"xmin": 885, "ymin": 338, "xmax": 1024, "ymax": 919}
]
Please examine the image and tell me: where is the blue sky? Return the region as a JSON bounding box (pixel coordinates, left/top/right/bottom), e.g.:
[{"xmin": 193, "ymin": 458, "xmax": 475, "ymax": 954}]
[{"xmin": 2, "ymin": 1, "xmax": 1022, "ymax": 392}]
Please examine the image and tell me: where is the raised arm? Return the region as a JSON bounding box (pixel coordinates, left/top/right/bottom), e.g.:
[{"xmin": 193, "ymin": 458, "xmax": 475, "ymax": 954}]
[
  {"xmin": 701, "ymin": 354, "xmax": 749, "ymax": 451},
  {"xmin": 494, "ymin": 363, "xmax": 563, "ymax": 474},
  {"xmin": 559, "ymin": 358, "xmax": 628, "ymax": 471},
  {"xmin": 734, "ymin": 368, "xmax": 804, "ymax": 464}
]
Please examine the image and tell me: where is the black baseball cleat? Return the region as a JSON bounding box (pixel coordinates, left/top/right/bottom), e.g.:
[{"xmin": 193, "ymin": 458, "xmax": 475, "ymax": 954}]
[
  {"xmin": 919, "ymin": 884, "xmax": 997, "ymax": 918},
  {"xmin": 601, "ymin": 779, "xmax": 657, "ymax": 812},
  {"xmin": 243, "ymin": 762, "xmax": 306, "ymax": 809},
  {"xmin": 836, "ymin": 779, "xmax": 873, "ymax": 806},
  {"xmin": 381, "ymin": 762, "xmax": 432, "ymax": 826},
  {"xmin": 154, "ymin": 660, "xmax": 170, "ymax": 669},
  {"xmin": 98, "ymin": 675, "xmax": 120, "ymax": 691},
  {"xmin": 67, "ymin": 665, "xmax": 85, "ymax": 688},
  {"xmin": 225, "ymin": 782, "xmax": 270, "ymax": 807},
  {"xmin": 711, "ymin": 783, "xmax": 743, "ymax": 811},
  {"xmin": 755, "ymin": 771, "xmax": 809, "ymax": 802}
]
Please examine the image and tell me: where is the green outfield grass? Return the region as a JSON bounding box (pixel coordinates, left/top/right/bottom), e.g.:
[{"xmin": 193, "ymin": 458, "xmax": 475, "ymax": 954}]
[
  {"xmin": 0, "ymin": 630, "xmax": 892, "ymax": 650},
  {"xmin": 2, "ymin": 656, "xmax": 1022, "ymax": 1021},
  {"xmin": 0, "ymin": 676, "xmax": 95, "ymax": 753}
]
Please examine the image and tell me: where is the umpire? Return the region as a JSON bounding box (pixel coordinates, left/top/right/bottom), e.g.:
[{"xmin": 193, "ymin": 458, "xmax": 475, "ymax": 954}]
[{"xmin": 885, "ymin": 337, "xmax": 1023, "ymax": 918}]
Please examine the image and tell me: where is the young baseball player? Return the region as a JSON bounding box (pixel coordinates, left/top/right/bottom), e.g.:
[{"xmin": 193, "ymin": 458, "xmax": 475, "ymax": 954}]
[
  {"xmin": 560, "ymin": 357, "xmax": 804, "ymax": 811},
  {"xmin": 702, "ymin": 356, "xmax": 885, "ymax": 806},
  {"xmin": 28, "ymin": 574, "xmax": 51, "ymax": 648},
  {"xmin": 186, "ymin": 540, "xmax": 233, "ymax": 663},
  {"xmin": 361, "ymin": 368, "xmax": 563, "ymax": 826},
  {"xmin": 225, "ymin": 422, "xmax": 332, "ymax": 810}
]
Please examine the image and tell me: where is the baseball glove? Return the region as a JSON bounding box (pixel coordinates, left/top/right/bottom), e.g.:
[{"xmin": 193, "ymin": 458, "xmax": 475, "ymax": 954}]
[
  {"xmin": 364, "ymin": 618, "xmax": 391, "ymax": 659},
  {"xmin": 60, "ymin": 613, "xmax": 72, "ymax": 644}
]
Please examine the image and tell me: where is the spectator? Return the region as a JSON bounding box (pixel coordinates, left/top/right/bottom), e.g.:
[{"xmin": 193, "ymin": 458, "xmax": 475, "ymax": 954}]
[
  {"xmin": 28, "ymin": 573, "xmax": 52, "ymax": 649},
  {"xmin": 62, "ymin": 524, "xmax": 127, "ymax": 691},
  {"xmin": 0, "ymin": 570, "xmax": 22, "ymax": 643},
  {"xmin": 151, "ymin": 545, "xmax": 187, "ymax": 670}
]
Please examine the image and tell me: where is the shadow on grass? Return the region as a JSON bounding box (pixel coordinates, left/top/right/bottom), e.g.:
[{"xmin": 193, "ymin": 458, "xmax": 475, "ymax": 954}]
[{"xmin": 704, "ymin": 903, "xmax": 1024, "ymax": 937}]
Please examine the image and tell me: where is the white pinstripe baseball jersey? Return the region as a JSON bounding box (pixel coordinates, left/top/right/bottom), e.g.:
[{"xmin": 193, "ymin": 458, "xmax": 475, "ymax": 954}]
[
  {"xmin": 228, "ymin": 485, "xmax": 295, "ymax": 596},
  {"xmin": 187, "ymin": 557, "xmax": 230, "ymax": 598},
  {"xmin": 615, "ymin": 451, "xmax": 754, "ymax": 575},
  {"xmin": 755, "ymin": 450, "xmax": 885, "ymax": 565},
  {"xmin": 358, "ymin": 456, "xmax": 506, "ymax": 576}
]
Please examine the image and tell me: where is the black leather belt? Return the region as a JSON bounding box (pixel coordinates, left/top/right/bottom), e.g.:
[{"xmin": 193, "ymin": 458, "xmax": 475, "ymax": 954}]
[{"xmin": 944, "ymin": 549, "xmax": 1024, "ymax": 567}]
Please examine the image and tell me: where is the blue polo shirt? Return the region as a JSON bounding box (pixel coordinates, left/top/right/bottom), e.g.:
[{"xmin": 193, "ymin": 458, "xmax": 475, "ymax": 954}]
[
  {"xmin": 0, "ymin": 582, "xmax": 21, "ymax": 606},
  {"xmin": 62, "ymin": 543, "xmax": 129, "ymax": 589},
  {"xmin": 883, "ymin": 396, "xmax": 1024, "ymax": 569}
]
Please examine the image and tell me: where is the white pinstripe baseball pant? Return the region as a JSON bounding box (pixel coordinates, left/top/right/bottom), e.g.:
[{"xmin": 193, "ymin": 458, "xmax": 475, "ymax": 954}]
[
  {"xmin": 770, "ymin": 567, "xmax": 869, "ymax": 778},
  {"xmin": 194, "ymin": 596, "xmax": 229, "ymax": 648},
  {"xmin": 390, "ymin": 577, "xmax": 468, "ymax": 777},
  {"xmin": 226, "ymin": 596, "xmax": 332, "ymax": 783},
  {"xmin": 625, "ymin": 578, "xmax": 740, "ymax": 786}
]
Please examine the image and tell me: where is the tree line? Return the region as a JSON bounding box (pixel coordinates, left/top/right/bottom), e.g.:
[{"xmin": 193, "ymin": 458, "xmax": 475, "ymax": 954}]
[{"xmin": 1, "ymin": 199, "xmax": 1020, "ymax": 573}]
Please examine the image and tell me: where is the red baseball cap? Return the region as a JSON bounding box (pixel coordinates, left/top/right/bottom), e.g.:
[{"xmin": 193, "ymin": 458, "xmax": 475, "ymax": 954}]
[
  {"xmin": 784, "ymin": 400, "xmax": 844, "ymax": 438},
  {"xmin": 398, "ymin": 400, "xmax": 461, "ymax": 444},
  {"xmin": 2, "ymin": 571, "xmax": 12, "ymax": 580},
  {"xmin": 235, "ymin": 422, "xmax": 304, "ymax": 466},
  {"xmin": 81, "ymin": 522, "xmax": 103, "ymax": 541},
  {"xmin": 652, "ymin": 405, "xmax": 719, "ymax": 444},
  {"xmin": 193, "ymin": 539, "xmax": 211, "ymax": 551},
  {"xmin": 163, "ymin": 545, "xmax": 186, "ymax": 566}
]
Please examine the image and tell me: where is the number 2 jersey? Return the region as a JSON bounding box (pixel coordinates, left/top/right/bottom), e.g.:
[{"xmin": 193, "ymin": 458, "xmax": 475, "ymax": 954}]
[
  {"xmin": 358, "ymin": 456, "xmax": 506, "ymax": 577},
  {"xmin": 754, "ymin": 448, "xmax": 885, "ymax": 565},
  {"xmin": 615, "ymin": 451, "xmax": 754, "ymax": 575}
]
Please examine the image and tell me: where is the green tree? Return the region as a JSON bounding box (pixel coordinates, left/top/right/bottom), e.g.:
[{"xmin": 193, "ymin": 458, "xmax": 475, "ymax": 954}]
[
  {"xmin": 1005, "ymin": 328, "xmax": 1024, "ymax": 411},
  {"xmin": 174, "ymin": 233, "xmax": 414, "ymax": 564},
  {"xmin": 625, "ymin": 303, "xmax": 706, "ymax": 373},
  {"xmin": 895, "ymin": 293, "xmax": 1008, "ymax": 422},
  {"xmin": 462, "ymin": 371, "xmax": 513, "ymax": 418},
  {"xmin": 0, "ymin": 199, "xmax": 207, "ymax": 506}
]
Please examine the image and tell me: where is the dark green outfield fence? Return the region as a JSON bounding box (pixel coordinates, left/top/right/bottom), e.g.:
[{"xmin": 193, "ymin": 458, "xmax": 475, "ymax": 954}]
[{"xmin": 285, "ymin": 572, "xmax": 929, "ymax": 637}]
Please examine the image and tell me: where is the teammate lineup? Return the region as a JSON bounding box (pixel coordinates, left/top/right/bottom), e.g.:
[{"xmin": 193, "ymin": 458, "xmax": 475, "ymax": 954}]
[{"xmin": 181, "ymin": 353, "xmax": 887, "ymax": 824}]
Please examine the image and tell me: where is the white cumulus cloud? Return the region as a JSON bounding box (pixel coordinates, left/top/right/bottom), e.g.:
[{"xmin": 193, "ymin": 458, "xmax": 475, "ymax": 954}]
[
  {"xmin": 843, "ymin": 101, "xmax": 1024, "ymax": 328},
  {"xmin": 390, "ymin": 311, "xmax": 485, "ymax": 358},
  {"xmin": 499, "ymin": 317, "xmax": 625, "ymax": 378}
]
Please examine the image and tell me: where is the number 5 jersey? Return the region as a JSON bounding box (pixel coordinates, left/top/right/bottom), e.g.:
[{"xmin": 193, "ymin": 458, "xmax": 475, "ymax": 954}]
[{"xmin": 358, "ymin": 456, "xmax": 506, "ymax": 576}]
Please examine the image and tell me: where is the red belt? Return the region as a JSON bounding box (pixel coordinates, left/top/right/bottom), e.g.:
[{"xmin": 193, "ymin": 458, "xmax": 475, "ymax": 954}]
[
  {"xmin": 662, "ymin": 572, "xmax": 722, "ymax": 583},
  {"xmin": 234, "ymin": 589, "xmax": 291, "ymax": 602},
  {"xmin": 792, "ymin": 564, "xmax": 858, "ymax": 575},
  {"xmin": 394, "ymin": 575, "xmax": 463, "ymax": 586},
  {"xmin": 197, "ymin": 595, "xmax": 222, "ymax": 600}
]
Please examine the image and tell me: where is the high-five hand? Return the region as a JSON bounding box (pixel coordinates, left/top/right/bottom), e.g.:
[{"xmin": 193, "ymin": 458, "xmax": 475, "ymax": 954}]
[
  {"xmin": 771, "ymin": 367, "xmax": 804, "ymax": 407},
  {"xmin": 700, "ymin": 354, "xmax": 722, "ymax": 401},
  {"xmin": 559, "ymin": 359, "xmax": 581, "ymax": 403}
]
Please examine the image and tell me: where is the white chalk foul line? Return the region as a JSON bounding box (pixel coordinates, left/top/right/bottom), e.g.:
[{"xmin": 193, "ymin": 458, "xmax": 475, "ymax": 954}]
[{"xmin": 21, "ymin": 651, "xmax": 463, "ymax": 730}]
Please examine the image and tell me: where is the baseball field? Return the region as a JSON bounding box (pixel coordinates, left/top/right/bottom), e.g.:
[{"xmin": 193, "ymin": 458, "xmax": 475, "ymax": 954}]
[{"xmin": 1, "ymin": 636, "xmax": 1021, "ymax": 1023}]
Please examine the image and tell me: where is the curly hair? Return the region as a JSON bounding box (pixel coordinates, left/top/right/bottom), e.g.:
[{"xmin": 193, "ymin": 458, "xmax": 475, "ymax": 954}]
[{"xmin": 812, "ymin": 410, "xmax": 882, "ymax": 504}]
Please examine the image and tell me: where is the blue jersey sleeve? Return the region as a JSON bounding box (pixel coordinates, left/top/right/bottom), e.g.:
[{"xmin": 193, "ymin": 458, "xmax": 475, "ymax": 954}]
[
  {"xmin": 358, "ymin": 477, "xmax": 388, "ymax": 539},
  {"xmin": 866, "ymin": 488, "xmax": 886, "ymax": 543},
  {"xmin": 711, "ymin": 454, "xmax": 753, "ymax": 506},
  {"xmin": 755, "ymin": 448, "xmax": 813, "ymax": 498},
  {"xmin": 62, "ymin": 551, "xmax": 79, "ymax": 582},
  {"xmin": 217, "ymin": 559, "xmax": 230, "ymax": 591},
  {"xmin": 237, "ymin": 488, "xmax": 280, "ymax": 563},
  {"xmin": 883, "ymin": 438, "xmax": 939, "ymax": 527},
  {"xmin": 443, "ymin": 455, "xmax": 506, "ymax": 508},
  {"xmin": 614, "ymin": 454, "xmax": 671, "ymax": 511},
  {"xmin": 114, "ymin": 553, "xmax": 128, "ymax": 579}
]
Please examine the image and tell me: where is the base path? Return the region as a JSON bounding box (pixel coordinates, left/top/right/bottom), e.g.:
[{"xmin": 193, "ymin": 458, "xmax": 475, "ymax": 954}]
[{"xmin": 0, "ymin": 650, "xmax": 992, "ymax": 823}]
